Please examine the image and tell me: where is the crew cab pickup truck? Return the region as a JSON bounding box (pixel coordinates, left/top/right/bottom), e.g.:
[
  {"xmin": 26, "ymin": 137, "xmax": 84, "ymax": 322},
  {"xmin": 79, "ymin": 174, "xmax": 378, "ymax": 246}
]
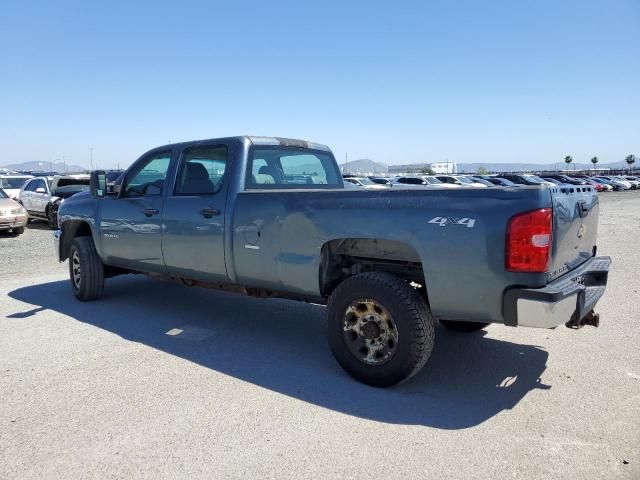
[{"xmin": 54, "ymin": 136, "xmax": 611, "ymax": 387}]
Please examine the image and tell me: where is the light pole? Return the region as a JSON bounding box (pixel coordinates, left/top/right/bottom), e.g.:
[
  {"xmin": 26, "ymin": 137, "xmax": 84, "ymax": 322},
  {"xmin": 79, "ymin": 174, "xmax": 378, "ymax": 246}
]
[{"xmin": 90, "ymin": 148, "xmax": 94, "ymax": 171}]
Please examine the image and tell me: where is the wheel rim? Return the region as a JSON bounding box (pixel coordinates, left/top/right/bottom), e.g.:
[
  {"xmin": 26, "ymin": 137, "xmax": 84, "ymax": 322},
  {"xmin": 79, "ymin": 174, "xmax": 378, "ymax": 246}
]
[
  {"xmin": 342, "ymin": 299, "xmax": 398, "ymax": 366},
  {"xmin": 72, "ymin": 251, "xmax": 81, "ymax": 289}
]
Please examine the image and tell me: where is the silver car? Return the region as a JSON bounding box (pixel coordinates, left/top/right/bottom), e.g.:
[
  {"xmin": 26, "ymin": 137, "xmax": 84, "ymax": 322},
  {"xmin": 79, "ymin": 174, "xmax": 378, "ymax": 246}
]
[{"xmin": 19, "ymin": 175, "xmax": 90, "ymax": 228}]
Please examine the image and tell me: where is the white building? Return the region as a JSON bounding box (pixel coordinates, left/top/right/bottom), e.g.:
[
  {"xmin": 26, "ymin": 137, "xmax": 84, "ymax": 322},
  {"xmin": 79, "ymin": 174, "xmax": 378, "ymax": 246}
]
[{"xmin": 387, "ymin": 161, "xmax": 457, "ymax": 175}]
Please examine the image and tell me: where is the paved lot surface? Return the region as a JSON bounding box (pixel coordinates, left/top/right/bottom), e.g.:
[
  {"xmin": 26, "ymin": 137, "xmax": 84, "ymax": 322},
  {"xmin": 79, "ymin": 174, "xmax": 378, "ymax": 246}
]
[{"xmin": 1, "ymin": 193, "xmax": 639, "ymax": 479}]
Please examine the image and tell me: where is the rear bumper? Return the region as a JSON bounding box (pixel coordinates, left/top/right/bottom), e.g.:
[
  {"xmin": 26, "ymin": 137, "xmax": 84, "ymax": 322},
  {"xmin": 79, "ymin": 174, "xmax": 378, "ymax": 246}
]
[{"xmin": 503, "ymin": 256, "xmax": 611, "ymax": 328}]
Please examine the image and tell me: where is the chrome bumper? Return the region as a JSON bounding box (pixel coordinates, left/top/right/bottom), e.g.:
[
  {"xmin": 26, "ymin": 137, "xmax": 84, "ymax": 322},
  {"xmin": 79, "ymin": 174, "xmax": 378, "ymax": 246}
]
[
  {"xmin": 53, "ymin": 229, "xmax": 62, "ymax": 262},
  {"xmin": 503, "ymin": 256, "xmax": 611, "ymax": 328}
]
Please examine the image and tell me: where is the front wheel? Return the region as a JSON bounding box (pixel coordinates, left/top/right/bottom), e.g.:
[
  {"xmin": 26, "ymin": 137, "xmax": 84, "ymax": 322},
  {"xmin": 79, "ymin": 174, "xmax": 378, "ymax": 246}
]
[
  {"xmin": 69, "ymin": 236, "xmax": 105, "ymax": 301},
  {"xmin": 12, "ymin": 227, "xmax": 25, "ymax": 235},
  {"xmin": 439, "ymin": 320, "xmax": 490, "ymax": 332},
  {"xmin": 327, "ymin": 272, "xmax": 435, "ymax": 387},
  {"xmin": 47, "ymin": 205, "xmax": 58, "ymax": 229}
]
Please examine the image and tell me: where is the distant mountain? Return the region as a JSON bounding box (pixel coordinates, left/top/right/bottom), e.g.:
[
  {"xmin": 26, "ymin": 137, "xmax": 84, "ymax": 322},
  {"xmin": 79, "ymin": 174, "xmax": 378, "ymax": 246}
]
[
  {"xmin": 342, "ymin": 158, "xmax": 388, "ymax": 174},
  {"xmin": 1, "ymin": 160, "xmax": 87, "ymax": 173}
]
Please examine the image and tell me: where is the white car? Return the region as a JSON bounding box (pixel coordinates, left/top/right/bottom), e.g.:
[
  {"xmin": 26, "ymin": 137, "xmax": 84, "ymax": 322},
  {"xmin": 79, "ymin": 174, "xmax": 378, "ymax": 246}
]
[
  {"xmin": 522, "ymin": 174, "xmax": 555, "ymax": 186},
  {"xmin": 436, "ymin": 175, "xmax": 487, "ymax": 188},
  {"xmin": 343, "ymin": 177, "xmax": 389, "ymax": 190},
  {"xmin": 0, "ymin": 175, "xmax": 33, "ymax": 199},
  {"xmin": 19, "ymin": 174, "xmax": 90, "ymax": 228},
  {"xmin": 393, "ymin": 176, "xmax": 460, "ymax": 189}
]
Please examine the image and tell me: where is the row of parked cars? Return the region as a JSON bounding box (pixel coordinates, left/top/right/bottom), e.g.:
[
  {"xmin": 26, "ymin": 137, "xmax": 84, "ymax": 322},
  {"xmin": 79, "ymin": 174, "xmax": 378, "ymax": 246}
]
[
  {"xmin": 343, "ymin": 173, "xmax": 640, "ymax": 192},
  {"xmin": 0, "ymin": 170, "xmax": 124, "ymax": 235}
]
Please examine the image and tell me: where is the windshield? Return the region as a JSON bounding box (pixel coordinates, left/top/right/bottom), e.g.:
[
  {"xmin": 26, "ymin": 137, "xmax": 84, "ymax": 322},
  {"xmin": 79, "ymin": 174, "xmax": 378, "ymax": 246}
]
[
  {"xmin": 0, "ymin": 177, "xmax": 31, "ymax": 189},
  {"xmin": 456, "ymin": 176, "xmax": 474, "ymax": 184},
  {"xmin": 423, "ymin": 177, "xmax": 442, "ymax": 184},
  {"xmin": 0, "ymin": 188, "xmax": 7, "ymax": 199}
]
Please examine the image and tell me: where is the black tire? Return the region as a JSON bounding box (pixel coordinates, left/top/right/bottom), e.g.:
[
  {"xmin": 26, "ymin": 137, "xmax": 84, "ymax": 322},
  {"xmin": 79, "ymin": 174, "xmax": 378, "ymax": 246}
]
[
  {"xmin": 327, "ymin": 272, "xmax": 435, "ymax": 387},
  {"xmin": 69, "ymin": 236, "xmax": 104, "ymax": 301},
  {"xmin": 47, "ymin": 204, "xmax": 58, "ymax": 229},
  {"xmin": 439, "ymin": 319, "xmax": 490, "ymax": 332},
  {"xmin": 13, "ymin": 227, "xmax": 25, "ymax": 235}
]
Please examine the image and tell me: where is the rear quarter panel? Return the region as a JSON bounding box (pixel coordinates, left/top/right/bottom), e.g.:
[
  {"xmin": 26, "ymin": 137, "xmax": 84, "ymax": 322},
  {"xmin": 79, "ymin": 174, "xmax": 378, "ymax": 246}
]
[{"xmin": 231, "ymin": 187, "xmax": 553, "ymax": 323}]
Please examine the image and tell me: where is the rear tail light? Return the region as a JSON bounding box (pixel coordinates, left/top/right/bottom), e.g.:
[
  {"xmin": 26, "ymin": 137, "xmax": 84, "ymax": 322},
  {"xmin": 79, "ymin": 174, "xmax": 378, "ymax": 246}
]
[{"xmin": 506, "ymin": 208, "xmax": 552, "ymax": 272}]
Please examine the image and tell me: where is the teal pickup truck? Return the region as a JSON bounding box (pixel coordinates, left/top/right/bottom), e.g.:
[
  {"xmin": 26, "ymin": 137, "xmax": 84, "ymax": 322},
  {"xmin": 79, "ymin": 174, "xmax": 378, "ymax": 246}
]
[{"xmin": 54, "ymin": 136, "xmax": 610, "ymax": 386}]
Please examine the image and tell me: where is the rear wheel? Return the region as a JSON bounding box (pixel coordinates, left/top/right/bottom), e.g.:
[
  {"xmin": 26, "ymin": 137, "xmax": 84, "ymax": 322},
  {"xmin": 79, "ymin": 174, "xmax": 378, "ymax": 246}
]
[
  {"xmin": 13, "ymin": 227, "xmax": 25, "ymax": 235},
  {"xmin": 328, "ymin": 272, "xmax": 435, "ymax": 387},
  {"xmin": 69, "ymin": 236, "xmax": 104, "ymax": 301},
  {"xmin": 439, "ymin": 319, "xmax": 490, "ymax": 332}
]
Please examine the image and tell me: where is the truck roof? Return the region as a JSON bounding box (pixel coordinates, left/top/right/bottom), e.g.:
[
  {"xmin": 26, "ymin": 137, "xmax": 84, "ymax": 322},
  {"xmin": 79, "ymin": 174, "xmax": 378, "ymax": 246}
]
[{"xmin": 153, "ymin": 136, "xmax": 332, "ymax": 153}]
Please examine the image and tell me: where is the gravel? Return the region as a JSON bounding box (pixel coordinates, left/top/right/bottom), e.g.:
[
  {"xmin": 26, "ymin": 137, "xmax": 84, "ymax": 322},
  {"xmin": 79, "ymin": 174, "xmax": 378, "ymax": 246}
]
[{"xmin": 1, "ymin": 191, "xmax": 639, "ymax": 479}]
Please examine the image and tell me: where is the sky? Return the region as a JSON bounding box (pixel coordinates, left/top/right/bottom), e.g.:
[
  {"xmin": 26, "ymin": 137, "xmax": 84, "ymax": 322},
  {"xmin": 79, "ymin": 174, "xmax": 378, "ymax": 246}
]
[{"xmin": 1, "ymin": 0, "xmax": 639, "ymax": 169}]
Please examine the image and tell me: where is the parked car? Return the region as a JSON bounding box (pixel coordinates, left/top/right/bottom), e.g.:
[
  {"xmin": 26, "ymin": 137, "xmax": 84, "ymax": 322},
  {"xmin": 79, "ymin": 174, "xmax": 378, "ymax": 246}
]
[
  {"xmin": 0, "ymin": 175, "xmax": 33, "ymax": 199},
  {"xmin": 468, "ymin": 176, "xmax": 495, "ymax": 187},
  {"xmin": 394, "ymin": 176, "xmax": 459, "ymax": 188},
  {"xmin": 19, "ymin": 175, "xmax": 90, "ymax": 228},
  {"xmin": 544, "ymin": 174, "xmax": 589, "ymax": 186},
  {"xmin": 0, "ymin": 188, "xmax": 27, "ymax": 235},
  {"xmin": 435, "ymin": 175, "xmax": 487, "ymax": 188},
  {"xmin": 592, "ymin": 177, "xmax": 623, "ymax": 191},
  {"xmin": 499, "ymin": 174, "xmax": 547, "ymax": 186},
  {"xmin": 368, "ymin": 177, "xmax": 393, "ymax": 186},
  {"xmin": 621, "ymin": 176, "xmax": 639, "ymax": 189},
  {"xmin": 343, "ymin": 177, "xmax": 389, "ymax": 189},
  {"xmin": 480, "ymin": 176, "xmax": 519, "ymax": 187},
  {"xmin": 581, "ymin": 178, "xmax": 606, "ymax": 192},
  {"xmin": 596, "ymin": 176, "xmax": 631, "ymax": 190},
  {"xmin": 105, "ymin": 169, "xmax": 125, "ymax": 186},
  {"xmin": 54, "ymin": 135, "xmax": 610, "ymax": 387},
  {"xmin": 542, "ymin": 177, "xmax": 576, "ymax": 188},
  {"xmin": 586, "ymin": 178, "xmax": 613, "ymax": 192}
]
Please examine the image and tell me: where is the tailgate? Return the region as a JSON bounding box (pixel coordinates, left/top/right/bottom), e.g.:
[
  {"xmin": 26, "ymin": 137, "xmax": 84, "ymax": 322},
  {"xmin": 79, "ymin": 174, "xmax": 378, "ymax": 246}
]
[{"xmin": 548, "ymin": 186, "xmax": 599, "ymax": 280}]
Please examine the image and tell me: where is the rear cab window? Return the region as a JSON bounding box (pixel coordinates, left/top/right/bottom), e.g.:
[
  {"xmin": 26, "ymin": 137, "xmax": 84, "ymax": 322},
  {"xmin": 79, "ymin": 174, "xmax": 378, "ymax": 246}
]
[{"xmin": 246, "ymin": 147, "xmax": 342, "ymax": 189}]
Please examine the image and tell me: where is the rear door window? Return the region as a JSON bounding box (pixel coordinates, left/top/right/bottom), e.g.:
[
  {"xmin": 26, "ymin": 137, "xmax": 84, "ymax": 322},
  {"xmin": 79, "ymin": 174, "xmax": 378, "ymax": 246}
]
[{"xmin": 175, "ymin": 146, "xmax": 228, "ymax": 195}]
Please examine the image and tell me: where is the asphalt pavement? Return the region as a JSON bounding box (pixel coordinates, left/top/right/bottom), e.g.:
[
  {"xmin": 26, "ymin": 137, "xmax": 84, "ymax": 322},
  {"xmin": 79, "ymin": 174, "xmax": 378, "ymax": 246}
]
[{"xmin": 1, "ymin": 192, "xmax": 639, "ymax": 479}]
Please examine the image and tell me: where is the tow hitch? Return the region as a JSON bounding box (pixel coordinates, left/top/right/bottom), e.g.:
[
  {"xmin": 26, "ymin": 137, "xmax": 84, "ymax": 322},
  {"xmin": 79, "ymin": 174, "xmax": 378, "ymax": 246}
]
[{"xmin": 566, "ymin": 310, "xmax": 600, "ymax": 329}]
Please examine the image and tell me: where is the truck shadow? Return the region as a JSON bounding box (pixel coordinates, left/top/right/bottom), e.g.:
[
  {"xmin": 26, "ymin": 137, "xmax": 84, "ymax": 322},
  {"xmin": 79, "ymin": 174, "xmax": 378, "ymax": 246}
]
[{"xmin": 8, "ymin": 276, "xmax": 550, "ymax": 430}]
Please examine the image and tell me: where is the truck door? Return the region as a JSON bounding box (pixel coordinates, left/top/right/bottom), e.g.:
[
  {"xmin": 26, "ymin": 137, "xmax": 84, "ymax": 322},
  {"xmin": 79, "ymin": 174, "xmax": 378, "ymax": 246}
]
[
  {"xmin": 99, "ymin": 151, "xmax": 172, "ymax": 273},
  {"xmin": 161, "ymin": 145, "xmax": 229, "ymax": 283}
]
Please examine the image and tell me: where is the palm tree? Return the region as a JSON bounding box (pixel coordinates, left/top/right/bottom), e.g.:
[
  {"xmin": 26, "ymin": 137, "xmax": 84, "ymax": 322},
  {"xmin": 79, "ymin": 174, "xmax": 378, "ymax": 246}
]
[
  {"xmin": 564, "ymin": 155, "xmax": 573, "ymax": 173},
  {"xmin": 625, "ymin": 154, "xmax": 636, "ymax": 173},
  {"xmin": 591, "ymin": 156, "xmax": 598, "ymax": 174}
]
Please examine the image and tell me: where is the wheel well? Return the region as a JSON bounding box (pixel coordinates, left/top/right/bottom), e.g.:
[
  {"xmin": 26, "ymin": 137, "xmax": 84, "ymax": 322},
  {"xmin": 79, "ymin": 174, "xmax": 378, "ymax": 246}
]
[
  {"xmin": 60, "ymin": 220, "xmax": 93, "ymax": 262},
  {"xmin": 320, "ymin": 238, "xmax": 426, "ymax": 297}
]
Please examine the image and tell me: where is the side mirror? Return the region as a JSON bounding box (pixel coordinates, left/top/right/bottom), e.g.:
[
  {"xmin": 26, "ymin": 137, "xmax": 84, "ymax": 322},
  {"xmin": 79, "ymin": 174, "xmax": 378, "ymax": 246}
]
[
  {"xmin": 90, "ymin": 170, "xmax": 107, "ymax": 198},
  {"xmin": 35, "ymin": 187, "xmax": 46, "ymax": 194}
]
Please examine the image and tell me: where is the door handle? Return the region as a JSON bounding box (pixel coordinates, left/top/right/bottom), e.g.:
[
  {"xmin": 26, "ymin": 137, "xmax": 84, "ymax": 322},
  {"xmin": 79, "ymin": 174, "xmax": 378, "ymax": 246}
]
[
  {"xmin": 199, "ymin": 207, "xmax": 220, "ymax": 219},
  {"xmin": 143, "ymin": 208, "xmax": 159, "ymax": 217},
  {"xmin": 577, "ymin": 201, "xmax": 589, "ymax": 218}
]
